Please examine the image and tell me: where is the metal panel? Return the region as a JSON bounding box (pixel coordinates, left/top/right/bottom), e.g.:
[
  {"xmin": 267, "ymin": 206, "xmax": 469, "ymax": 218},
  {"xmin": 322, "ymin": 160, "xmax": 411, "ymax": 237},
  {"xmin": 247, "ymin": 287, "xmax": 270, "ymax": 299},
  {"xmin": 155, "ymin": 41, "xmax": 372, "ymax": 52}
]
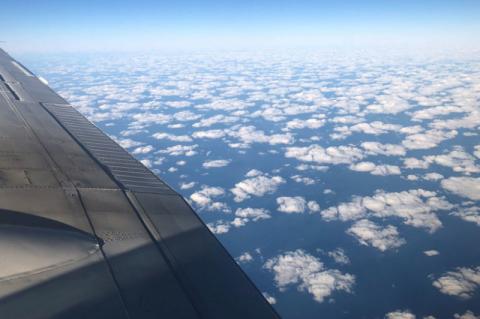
[
  {"xmin": 130, "ymin": 192, "xmax": 279, "ymax": 319},
  {"xmin": 43, "ymin": 102, "xmax": 174, "ymax": 194},
  {"xmin": 78, "ymin": 188, "xmax": 199, "ymax": 319}
]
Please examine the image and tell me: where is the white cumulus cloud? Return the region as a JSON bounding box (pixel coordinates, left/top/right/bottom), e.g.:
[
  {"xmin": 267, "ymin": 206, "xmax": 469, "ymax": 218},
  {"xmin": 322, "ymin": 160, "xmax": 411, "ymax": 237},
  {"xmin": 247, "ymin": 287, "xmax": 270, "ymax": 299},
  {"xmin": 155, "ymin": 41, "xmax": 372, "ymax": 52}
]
[
  {"xmin": 264, "ymin": 250, "xmax": 355, "ymax": 303},
  {"xmin": 432, "ymin": 266, "xmax": 480, "ymax": 299},
  {"xmin": 441, "ymin": 177, "xmax": 480, "ymax": 200},
  {"xmin": 347, "ymin": 219, "xmax": 406, "ymax": 251},
  {"xmin": 231, "ymin": 171, "xmax": 285, "ymax": 202}
]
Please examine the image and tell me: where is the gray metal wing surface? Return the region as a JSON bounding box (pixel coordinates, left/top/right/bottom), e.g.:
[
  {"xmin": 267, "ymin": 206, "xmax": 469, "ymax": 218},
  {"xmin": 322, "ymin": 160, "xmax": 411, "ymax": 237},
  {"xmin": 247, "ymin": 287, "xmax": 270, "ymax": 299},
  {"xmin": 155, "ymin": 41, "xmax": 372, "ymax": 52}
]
[{"xmin": 0, "ymin": 48, "xmax": 279, "ymax": 319}]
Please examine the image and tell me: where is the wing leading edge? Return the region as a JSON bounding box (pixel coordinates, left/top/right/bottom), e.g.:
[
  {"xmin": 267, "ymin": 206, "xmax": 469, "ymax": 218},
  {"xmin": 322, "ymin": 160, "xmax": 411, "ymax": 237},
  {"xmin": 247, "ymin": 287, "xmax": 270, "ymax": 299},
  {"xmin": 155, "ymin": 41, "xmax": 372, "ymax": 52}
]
[{"xmin": 0, "ymin": 48, "xmax": 279, "ymax": 319}]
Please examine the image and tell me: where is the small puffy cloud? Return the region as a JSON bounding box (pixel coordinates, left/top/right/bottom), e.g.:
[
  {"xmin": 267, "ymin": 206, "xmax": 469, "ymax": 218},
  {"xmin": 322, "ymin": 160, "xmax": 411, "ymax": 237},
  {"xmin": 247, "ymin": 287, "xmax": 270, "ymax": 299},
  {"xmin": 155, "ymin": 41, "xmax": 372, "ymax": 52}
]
[
  {"xmin": 402, "ymin": 130, "xmax": 457, "ymax": 150},
  {"xmin": 285, "ymin": 144, "xmax": 364, "ymax": 166},
  {"xmin": 347, "ymin": 219, "xmax": 406, "ymax": 251},
  {"xmin": 425, "ymin": 148, "xmax": 480, "ymax": 174},
  {"xmin": 132, "ymin": 145, "xmax": 154, "ymax": 154},
  {"xmin": 192, "ymin": 114, "xmax": 239, "ymax": 128},
  {"xmin": 180, "ymin": 181, "xmax": 196, "ymax": 190},
  {"xmin": 231, "ymin": 171, "xmax": 285, "ymax": 202},
  {"xmin": 236, "ymin": 252, "xmax": 254, "ymax": 264},
  {"xmin": 131, "ymin": 113, "xmax": 171, "ymax": 127},
  {"xmin": 164, "ymin": 100, "xmax": 192, "ymax": 108},
  {"xmin": 411, "ymin": 105, "xmax": 465, "ymax": 121},
  {"xmin": 349, "ymin": 162, "xmax": 401, "ymax": 176},
  {"xmin": 157, "ymin": 144, "xmax": 198, "ymax": 156},
  {"xmin": 235, "ymin": 207, "xmax": 271, "ymax": 220},
  {"xmin": 290, "ymin": 175, "xmax": 316, "ymax": 185},
  {"xmin": 140, "ymin": 159, "xmax": 152, "ymax": 168},
  {"xmin": 366, "ymin": 95, "xmax": 411, "ymax": 114},
  {"xmin": 262, "ymin": 292, "xmax": 277, "ymax": 305},
  {"xmin": 474, "ymin": 145, "xmax": 480, "ymax": 159},
  {"xmin": 432, "ymin": 266, "xmax": 480, "ymax": 299},
  {"xmin": 190, "ymin": 186, "xmax": 230, "ymax": 212},
  {"xmin": 202, "ymin": 159, "xmax": 231, "ymax": 168},
  {"xmin": 277, "ymin": 197, "xmax": 320, "ymax": 214},
  {"xmin": 320, "ymin": 189, "xmax": 451, "ymax": 233},
  {"xmin": 451, "ymin": 207, "xmax": 480, "ymax": 226},
  {"xmin": 229, "ymin": 125, "xmax": 294, "ymax": 146},
  {"xmin": 384, "ymin": 310, "xmax": 416, "ymax": 319},
  {"xmin": 115, "ymin": 137, "xmax": 144, "ymax": 149},
  {"xmin": 351, "ymin": 121, "xmax": 400, "ymax": 135},
  {"xmin": 285, "ymin": 118, "xmax": 325, "ymax": 130},
  {"xmin": 152, "ymin": 132, "xmax": 193, "ymax": 142},
  {"xmin": 424, "ymin": 250, "xmax": 440, "ymax": 257},
  {"xmin": 307, "ymin": 200, "xmax": 321, "ymax": 213},
  {"xmin": 234, "ymin": 207, "xmax": 271, "ymax": 227},
  {"xmin": 264, "ymin": 250, "xmax": 355, "ymax": 303},
  {"xmin": 423, "ymin": 173, "xmax": 444, "ymax": 181},
  {"xmin": 173, "ymin": 110, "xmax": 201, "ymax": 122},
  {"xmin": 441, "ymin": 177, "xmax": 480, "ymax": 200},
  {"xmin": 328, "ymin": 248, "xmax": 350, "ymax": 265},
  {"xmin": 192, "ymin": 129, "xmax": 226, "ymax": 139},
  {"xmin": 454, "ymin": 311, "xmax": 480, "ymax": 319},
  {"xmin": 207, "ymin": 220, "xmax": 231, "ymax": 234},
  {"xmin": 246, "ymin": 169, "xmax": 263, "ymax": 177},
  {"xmin": 349, "ymin": 161, "xmax": 376, "ymax": 172},
  {"xmin": 404, "ymin": 157, "xmax": 430, "ymax": 169},
  {"xmin": 370, "ymin": 165, "xmax": 401, "ymax": 176},
  {"xmin": 277, "ymin": 197, "xmax": 307, "ymax": 214},
  {"xmin": 361, "ymin": 142, "xmax": 406, "ymax": 157}
]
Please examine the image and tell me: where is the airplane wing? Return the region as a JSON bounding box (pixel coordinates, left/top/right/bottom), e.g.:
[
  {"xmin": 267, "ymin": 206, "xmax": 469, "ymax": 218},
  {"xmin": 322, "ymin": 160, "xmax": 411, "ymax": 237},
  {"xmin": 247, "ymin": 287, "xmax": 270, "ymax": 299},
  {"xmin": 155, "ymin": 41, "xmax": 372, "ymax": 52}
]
[{"xmin": 0, "ymin": 48, "xmax": 279, "ymax": 319}]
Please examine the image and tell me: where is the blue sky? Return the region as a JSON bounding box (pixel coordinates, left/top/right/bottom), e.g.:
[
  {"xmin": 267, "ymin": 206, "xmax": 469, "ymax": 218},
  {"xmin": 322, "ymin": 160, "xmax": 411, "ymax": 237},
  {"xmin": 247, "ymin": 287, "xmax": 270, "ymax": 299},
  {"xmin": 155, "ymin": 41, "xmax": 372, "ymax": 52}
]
[{"xmin": 1, "ymin": 0, "xmax": 479, "ymax": 52}]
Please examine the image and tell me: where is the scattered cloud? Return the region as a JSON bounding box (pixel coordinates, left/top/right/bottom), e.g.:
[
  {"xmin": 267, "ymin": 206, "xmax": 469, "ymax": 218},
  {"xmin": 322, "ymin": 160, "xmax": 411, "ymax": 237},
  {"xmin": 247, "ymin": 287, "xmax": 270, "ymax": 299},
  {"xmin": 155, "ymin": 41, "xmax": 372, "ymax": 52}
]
[
  {"xmin": 328, "ymin": 248, "xmax": 350, "ymax": 265},
  {"xmin": 285, "ymin": 118, "xmax": 325, "ymax": 130},
  {"xmin": 402, "ymin": 130, "xmax": 457, "ymax": 150},
  {"xmin": 425, "ymin": 148, "xmax": 480, "ymax": 174},
  {"xmin": 349, "ymin": 162, "xmax": 401, "ymax": 176},
  {"xmin": 132, "ymin": 145, "xmax": 154, "ymax": 154},
  {"xmin": 231, "ymin": 171, "xmax": 285, "ymax": 202},
  {"xmin": 320, "ymin": 189, "xmax": 452, "ymax": 233},
  {"xmin": 264, "ymin": 250, "xmax": 355, "ymax": 303},
  {"xmin": 232, "ymin": 207, "xmax": 272, "ymax": 228},
  {"xmin": 229, "ymin": 125, "xmax": 294, "ymax": 146},
  {"xmin": 285, "ymin": 144, "xmax": 364, "ymax": 166},
  {"xmin": 207, "ymin": 220, "xmax": 231, "ymax": 234},
  {"xmin": 202, "ymin": 159, "xmax": 231, "ymax": 168},
  {"xmin": 190, "ymin": 186, "xmax": 230, "ymax": 212},
  {"xmin": 192, "ymin": 129, "xmax": 226, "ymax": 139},
  {"xmin": 236, "ymin": 252, "xmax": 254, "ymax": 264},
  {"xmin": 180, "ymin": 181, "xmax": 196, "ymax": 190},
  {"xmin": 404, "ymin": 157, "xmax": 430, "ymax": 169},
  {"xmin": 262, "ymin": 292, "xmax": 277, "ymax": 305},
  {"xmin": 454, "ymin": 311, "xmax": 480, "ymax": 319},
  {"xmin": 347, "ymin": 219, "xmax": 406, "ymax": 251},
  {"xmin": 276, "ymin": 196, "xmax": 320, "ymax": 214},
  {"xmin": 290, "ymin": 175, "xmax": 316, "ymax": 185},
  {"xmin": 152, "ymin": 132, "xmax": 193, "ymax": 142},
  {"xmin": 156, "ymin": 144, "xmax": 198, "ymax": 156},
  {"xmin": 114, "ymin": 137, "xmax": 144, "ymax": 149},
  {"xmin": 366, "ymin": 95, "xmax": 411, "ymax": 114},
  {"xmin": 451, "ymin": 206, "xmax": 480, "ymax": 226},
  {"xmin": 361, "ymin": 142, "xmax": 406, "ymax": 157},
  {"xmin": 384, "ymin": 310, "xmax": 416, "ymax": 319},
  {"xmin": 432, "ymin": 266, "xmax": 480, "ymax": 298},
  {"xmin": 424, "ymin": 250, "xmax": 440, "ymax": 257},
  {"xmin": 441, "ymin": 177, "xmax": 480, "ymax": 200}
]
